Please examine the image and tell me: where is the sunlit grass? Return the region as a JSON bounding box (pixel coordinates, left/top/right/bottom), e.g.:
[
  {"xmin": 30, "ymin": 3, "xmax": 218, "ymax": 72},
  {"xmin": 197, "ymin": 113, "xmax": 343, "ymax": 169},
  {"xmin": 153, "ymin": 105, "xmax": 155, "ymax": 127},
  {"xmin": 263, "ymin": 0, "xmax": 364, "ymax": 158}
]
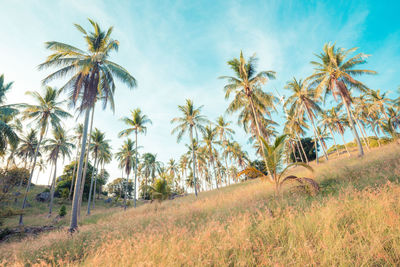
[{"xmin": 1, "ymin": 143, "xmax": 400, "ymax": 266}]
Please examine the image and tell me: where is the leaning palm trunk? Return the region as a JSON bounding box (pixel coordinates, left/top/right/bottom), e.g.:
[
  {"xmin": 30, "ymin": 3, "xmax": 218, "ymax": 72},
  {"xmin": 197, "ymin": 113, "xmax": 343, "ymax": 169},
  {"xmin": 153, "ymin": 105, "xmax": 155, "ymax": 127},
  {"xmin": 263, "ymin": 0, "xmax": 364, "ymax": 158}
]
[
  {"xmin": 296, "ymin": 133, "xmax": 309, "ymax": 163},
  {"xmin": 314, "ymin": 138, "xmax": 319, "ymax": 164},
  {"xmin": 307, "ymin": 111, "xmax": 329, "ymax": 161},
  {"xmin": 327, "ymin": 126, "xmax": 340, "ymax": 157},
  {"xmin": 370, "ymin": 123, "xmax": 381, "ymax": 147},
  {"xmin": 339, "ymin": 132, "xmax": 351, "ymax": 156},
  {"xmin": 211, "ymin": 159, "xmax": 219, "ymax": 189},
  {"xmin": 340, "ymin": 93, "xmax": 364, "ymax": 156},
  {"xmin": 87, "ymin": 153, "xmax": 98, "ymax": 215},
  {"xmin": 69, "ymin": 139, "xmax": 81, "ymax": 200},
  {"xmin": 78, "ymin": 106, "xmax": 95, "ymax": 218},
  {"xmin": 354, "ymin": 118, "xmax": 370, "ymax": 151},
  {"xmin": 69, "ymin": 108, "xmax": 91, "ymax": 232},
  {"xmin": 19, "ymin": 133, "xmax": 44, "ymax": 225},
  {"xmin": 360, "ymin": 123, "xmax": 371, "ymax": 147},
  {"xmin": 294, "ymin": 140, "xmax": 304, "ymax": 162},
  {"xmin": 189, "ymin": 125, "xmax": 198, "ymax": 196},
  {"xmin": 48, "ymin": 155, "xmax": 58, "ymax": 216}
]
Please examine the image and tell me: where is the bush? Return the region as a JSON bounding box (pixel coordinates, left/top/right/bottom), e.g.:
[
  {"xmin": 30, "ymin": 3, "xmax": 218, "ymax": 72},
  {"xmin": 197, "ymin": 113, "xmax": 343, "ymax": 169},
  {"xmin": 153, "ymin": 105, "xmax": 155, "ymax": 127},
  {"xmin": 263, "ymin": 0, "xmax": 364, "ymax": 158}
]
[{"xmin": 58, "ymin": 205, "xmax": 66, "ymax": 217}]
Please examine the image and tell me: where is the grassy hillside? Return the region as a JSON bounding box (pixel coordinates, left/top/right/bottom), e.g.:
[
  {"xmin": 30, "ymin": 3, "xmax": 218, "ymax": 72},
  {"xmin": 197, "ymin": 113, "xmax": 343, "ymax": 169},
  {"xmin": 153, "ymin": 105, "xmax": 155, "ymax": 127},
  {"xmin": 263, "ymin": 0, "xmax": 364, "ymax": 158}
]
[{"xmin": 1, "ymin": 143, "xmax": 400, "ymax": 266}]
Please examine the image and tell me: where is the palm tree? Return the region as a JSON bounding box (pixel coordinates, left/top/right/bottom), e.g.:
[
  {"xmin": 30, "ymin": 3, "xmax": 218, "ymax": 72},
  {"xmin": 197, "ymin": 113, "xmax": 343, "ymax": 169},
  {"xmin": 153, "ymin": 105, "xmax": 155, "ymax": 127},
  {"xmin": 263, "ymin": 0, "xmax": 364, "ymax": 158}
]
[
  {"xmin": 202, "ymin": 125, "xmax": 220, "ymax": 189},
  {"xmin": 284, "ymin": 78, "xmax": 329, "ymax": 161},
  {"xmin": 320, "ymin": 109, "xmax": 341, "ymax": 156},
  {"xmin": 43, "ymin": 128, "xmax": 74, "ymax": 216},
  {"xmin": 171, "ymin": 99, "xmax": 208, "ymax": 196},
  {"xmin": 366, "ymin": 89, "xmax": 391, "ymax": 119},
  {"xmin": 119, "ymin": 108, "xmax": 151, "ymax": 208},
  {"xmin": 34, "ymin": 158, "xmax": 46, "ymax": 184},
  {"xmin": 87, "ymin": 128, "xmax": 109, "ymax": 215},
  {"xmin": 239, "ymin": 135, "xmax": 317, "ymax": 196},
  {"xmin": 220, "ymin": 51, "xmax": 276, "ymax": 146},
  {"xmin": 308, "ymin": 43, "xmax": 377, "ymax": 157},
  {"xmin": 115, "ymin": 139, "xmax": 135, "ymax": 210},
  {"xmin": 0, "ymin": 74, "xmax": 19, "ymax": 155},
  {"xmin": 16, "ymin": 129, "xmax": 39, "ymax": 169},
  {"xmin": 95, "ymin": 141, "xmax": 112, "ymax": 201},
  {"xmin": 141, "ymin": 153, "xmax": 161, "ymax": 198},
  {"xmin": 38, "ymin": 19, "xmax": 137, "ymax": 231},
  {"xmin": 283, "ymin": 110, "xmax": 309, "ymax": 163},
  {"xmin": 215, "ymin": 116, "xmax": 235, "ymax": 185},
  {"xmin": 179, "ymin": 154, "xmax": 189, "ymax": 190},
  {"xmin": 19, "ymin": 87, "xmax": 70, "ymax": 225}
]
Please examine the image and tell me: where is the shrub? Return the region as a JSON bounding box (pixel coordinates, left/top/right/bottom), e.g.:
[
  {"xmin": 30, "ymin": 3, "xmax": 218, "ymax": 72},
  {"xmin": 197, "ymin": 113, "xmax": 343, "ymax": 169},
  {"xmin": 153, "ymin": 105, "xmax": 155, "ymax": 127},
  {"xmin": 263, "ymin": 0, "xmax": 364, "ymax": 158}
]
[{"xmin": 58, "ymin": 205, "xmax": 66, "ymax": 217}]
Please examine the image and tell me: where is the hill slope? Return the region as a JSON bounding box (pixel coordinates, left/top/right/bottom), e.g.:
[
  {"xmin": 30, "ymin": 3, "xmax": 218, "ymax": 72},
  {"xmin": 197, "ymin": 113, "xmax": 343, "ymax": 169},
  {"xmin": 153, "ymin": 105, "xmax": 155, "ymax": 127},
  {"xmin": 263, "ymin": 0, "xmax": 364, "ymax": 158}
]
[{"xmin": 1, "ymin": 144, "xmax": 400, "ymax": 266}]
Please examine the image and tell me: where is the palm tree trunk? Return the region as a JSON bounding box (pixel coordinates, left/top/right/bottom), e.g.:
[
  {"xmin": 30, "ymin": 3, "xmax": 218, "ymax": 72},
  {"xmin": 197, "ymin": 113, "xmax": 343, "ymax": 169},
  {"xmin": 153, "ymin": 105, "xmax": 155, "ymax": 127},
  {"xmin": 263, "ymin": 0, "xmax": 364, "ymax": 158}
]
[
  {"xmin": 370, "ymin": 123, "xmax": 381, "ymax": 147},
  {"xmin": 78, "ymin": 105, "xmax": 95, "ymax": 218},
  {"xmin": 353, "ymin": 118, "xmax": 370, "ymax": 151},
  {"xmin": 189, "ymin": 125, "xmax": 198, "ymax": 196},
  {"xmin": 47, "ymin": 163, "xmax": 54, "ymax": 186},
  {"xmin": 134, "ymin": 130, "xmax": 138, "ymax": 208},
  {"xmin": 360, "ymin": 123, "xmax": 371, "ymax": 146},
  {"xmin": 294, "ymin": 139, "xmax": 304, "ymax": 162},
  {"xmin": 87, "ymin": 153, "xmax": 98, "ymax": 215},
  {"xmin": 327, "ymin": 126, "xmax": 340, "ymax": 157},
  {"xmin": 211, "ymin": 158, "xmax": 219, "ymax": 190},
  {"xmin": 296, "ymin": 133, "xmax": 309, "ymax": 163},
  {"xmin": 19, "ymin": 132, "xmax": 44, "ymax": 225},
  {"xmin": 35, "ymin": 168, "xmax": 41, "ymax": 184},
  {"xmin": 92, "ymin": 160, "xmax": 100, "ymax": 208},
  {"xmin": 124, "ymin": 172, "xmax": 129, "ymax": 210},
  {"xmin": 314, "ymin": 138, "xmax": 319, "ymax": 164},
  {"xmin": 342, "ymin": 98, "xmax": 364, "ymax": 156},
  {"xmin": 339, "ymin": 132, "xmax": 351, "ymax": 156},
  {"xmin": 69, "ymin": 139, "xmax": 81, "ymax": 200},
  {"xmin": 69, "ymin": 107, "xmax": 91, "ymax": 232},
  {"xmin": 49, "ymin": 155, "xmax": 58, "ymax": 216},
  {"xmin": 306, "ymin": 111, "xmax": 328, "ymax": 161}
]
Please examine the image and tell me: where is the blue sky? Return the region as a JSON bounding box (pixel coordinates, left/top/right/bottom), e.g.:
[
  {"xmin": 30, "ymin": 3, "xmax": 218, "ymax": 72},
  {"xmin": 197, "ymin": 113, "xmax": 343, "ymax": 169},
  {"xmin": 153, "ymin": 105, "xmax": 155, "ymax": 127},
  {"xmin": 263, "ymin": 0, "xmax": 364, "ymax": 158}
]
[{"xmin": 1, "ymin": 0, "xmax": 399, "ymax": 184}]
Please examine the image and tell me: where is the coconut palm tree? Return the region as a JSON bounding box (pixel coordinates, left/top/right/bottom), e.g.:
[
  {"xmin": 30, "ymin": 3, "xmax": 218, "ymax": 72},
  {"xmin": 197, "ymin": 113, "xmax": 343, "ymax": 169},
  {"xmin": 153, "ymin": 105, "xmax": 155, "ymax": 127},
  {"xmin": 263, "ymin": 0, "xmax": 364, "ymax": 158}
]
[
  {"xmin": 0, "ymin": 74, "xmax": 19, "ymax": 156},
  {"xmin": 94, "ymin": 141, "xmax": 112, "ymax": 202},
  {"xmin": 19, "ymin": 87, "xmax": 70, "ymax": 225},
  {"xmin": 283, "ymin": 109, "xmax": 309, "ymax": 162},
  {"xmin": 365, "ymin": 89, "xmax": 391, "ymax": 119},
  {"xmin": 171, "ymin": 99, "xmax": 208, "ymax": 196},
  {"xmin": 87, "ymin": 128, "xmax": 109, "ymax": 215},
  {"xmin": 43, "ymin": 127, "xmax": 74, "ymax": 216},
  {"xmin": 202, "ymin": 125, "xmax": 220, "ymax": 189},
  {"xmin": 239, "ymin": 135, "xmax": 318, "ymax": 196},
  {"xmin": 308, "ymin": 43, "xmax": 377, "ymax": 157},
  {"xmin": 16, "ymin": 129, "xmax": 39, "ymax": 170},
  {"xmin": 119, "ymin": 108, "xmax": 151, "ymax": 208},
  {"xmin": 284, "ymin": 78, "xmax": 329, "ymax": 161},
  {"xmin": 220, "ymin": 51, "xmax": 276, "ymax": 147},
  {"xmin": 115, "ymin": 139, "xmax": 135, "ymax": 210},
  {"xmin": 34, "ymin": 158, "xmax": 46, "ymax": 184},
  {"xmin": 38, "ymin": 19, "xmax": 137, "ymax": 231},
  {"xmin": 141, "ymin": 153, "xmax": 161, "ymax": 198},
  {"xmin": 215, "ymin": 116, "xmax": 235, "ymax": 184}
]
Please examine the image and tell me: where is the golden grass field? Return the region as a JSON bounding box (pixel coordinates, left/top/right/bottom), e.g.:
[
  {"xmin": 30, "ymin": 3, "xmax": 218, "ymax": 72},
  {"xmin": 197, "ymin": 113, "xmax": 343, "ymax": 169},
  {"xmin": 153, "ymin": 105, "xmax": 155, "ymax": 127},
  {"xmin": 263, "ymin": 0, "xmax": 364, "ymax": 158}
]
[{"xmin": 1, "ymin": 143, "xmax": 400, "ymax": 266}]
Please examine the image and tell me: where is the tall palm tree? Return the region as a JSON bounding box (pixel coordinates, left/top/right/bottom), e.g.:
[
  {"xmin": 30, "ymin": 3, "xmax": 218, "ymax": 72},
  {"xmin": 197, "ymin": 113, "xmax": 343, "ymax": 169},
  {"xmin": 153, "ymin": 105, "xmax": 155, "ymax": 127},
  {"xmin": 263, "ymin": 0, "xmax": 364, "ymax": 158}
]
[
  {"xmin": 87, "ymin": 128, "xmax": 109, "ymax": 215},
  {"xmin": 179, "ymin": 154, "xmax": 189, "ymax": 190},
  {"xmin": 202, "ymin": 125, "xmax": 220, "ymax": 189},
  {"xmin": 141, "ymin": 153, "xmax": 161, "ymax": 198},
  {"xmin": 320, "ymin": 109, "xmax": 341, "ymax": 156},
  {"xmin": 0, "ymin": 74, "xmax": 19, "ymax": 155},
  {"xmin": 19, "ymin": 87, "xmax": 70, "ymax": 225},
  {"xmin": 215, "ymin": 116, "xmax": 234, "ymax": 185},
  {"xmin": 283, "ymin": 110, "xmax": 309, "ymax": 163},
  {"xmin": 171, "ymin": 99, "xmax": 208, "ymax": 196},
  {"xmin": 284, "ymin": 78, "xmax": 329, "ymax": 161},
  {"xmin": 38, "ymin": 19, "xmax": 137, "ymax": 231},
  {"xmin": 365, "ymin": 89, "xmax": 391, "ymax": 119},
  {"xmin": 220, "ymin": 51, "xmax": 276, "ymax": 147},
  {"xmin": 16, "ymin": 129, "xmax": 39, "ymax": 169},
  {"xmin": 95, "ymin": 141, "xmax": 112, "ymax": 201},
  {"xmin": 308, "ymin": 43, "xmax": 377, "ymax": 157},
  {"xmin": 34, "ymin": 158, "xmax": 46, "ymax": 184},
  {"xmin": 119, "ymin": 108, "xmax": 151, "ymax": 208},
  {"xmin": 115, "ymin": 139, "xmax": 135, "ymax": 210},
  {"xmin": 43, "ymin": 128, "xmax": 74, "ymax": 216}
]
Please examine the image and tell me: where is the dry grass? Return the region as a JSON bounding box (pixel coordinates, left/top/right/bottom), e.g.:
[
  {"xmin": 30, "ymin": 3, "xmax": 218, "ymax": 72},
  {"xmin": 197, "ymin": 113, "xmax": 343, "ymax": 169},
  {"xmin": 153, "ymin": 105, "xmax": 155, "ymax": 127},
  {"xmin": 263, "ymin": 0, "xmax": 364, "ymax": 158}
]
[{"xmin": 1, "ymin": 143, "xmax": 400, "ymax": 266}]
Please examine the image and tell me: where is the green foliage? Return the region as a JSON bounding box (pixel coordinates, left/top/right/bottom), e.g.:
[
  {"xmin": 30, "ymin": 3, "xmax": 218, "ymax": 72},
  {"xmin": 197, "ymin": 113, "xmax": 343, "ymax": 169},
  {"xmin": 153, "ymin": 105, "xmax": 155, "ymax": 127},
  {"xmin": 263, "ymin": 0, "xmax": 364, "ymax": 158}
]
[
  {"xmin": 107, "ymin": 178, "xmax": 133, "ymax": 198},
  {"xmin": 56, "ymin": 161, "xmax": 108, "ymax": 200},
  {"xmin": 0, "ymin": 167, "xmax": 29, "ymax": 202},
  {"xmin": 148, "ymin": 178, "xmax": 171, "ymax": 201},
  {"xmin": 59, "ymin": 205, "xmax": 66, "ymax": 217}
]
